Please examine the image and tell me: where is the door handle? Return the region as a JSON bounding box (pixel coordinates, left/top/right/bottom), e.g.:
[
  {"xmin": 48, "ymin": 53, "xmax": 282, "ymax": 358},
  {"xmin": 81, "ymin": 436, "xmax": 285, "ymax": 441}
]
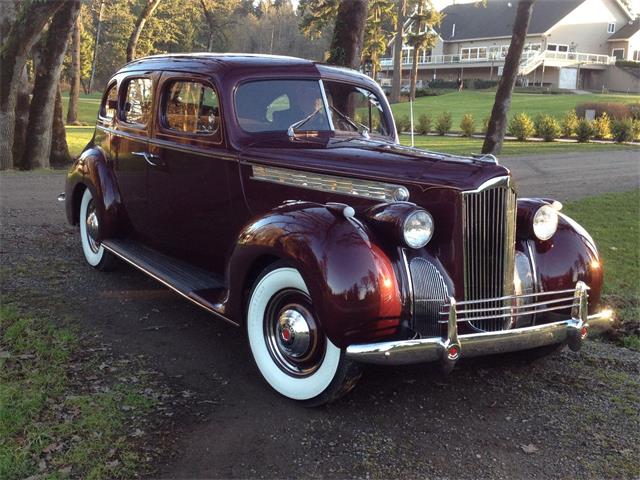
[{"xmin": 132, "ymin": 151, "xmax": 160, "ymax": 166}]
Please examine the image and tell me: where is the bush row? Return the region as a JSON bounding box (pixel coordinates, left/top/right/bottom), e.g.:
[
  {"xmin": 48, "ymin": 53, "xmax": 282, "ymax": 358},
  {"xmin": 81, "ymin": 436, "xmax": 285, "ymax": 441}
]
[{"xmin": 395, "ymin": 110, "xmax": 640, "ymax": 143}]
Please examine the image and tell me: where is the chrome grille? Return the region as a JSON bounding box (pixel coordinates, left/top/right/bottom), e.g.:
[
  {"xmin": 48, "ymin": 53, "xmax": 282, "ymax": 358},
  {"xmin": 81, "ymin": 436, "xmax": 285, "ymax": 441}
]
[
  {"xmin": 409, "ymin": 257, "xmax": 448, "ymax": 337},
  {"xmin": 462, "ymin": 178, "xmax": 517, "ymax": 331}
]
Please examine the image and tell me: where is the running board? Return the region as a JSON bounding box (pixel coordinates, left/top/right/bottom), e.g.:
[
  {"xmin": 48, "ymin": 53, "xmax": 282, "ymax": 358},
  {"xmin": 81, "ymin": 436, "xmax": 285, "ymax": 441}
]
[{"xmin": 102, "ymin": 239, "xmax": 237, "ymax": 326}]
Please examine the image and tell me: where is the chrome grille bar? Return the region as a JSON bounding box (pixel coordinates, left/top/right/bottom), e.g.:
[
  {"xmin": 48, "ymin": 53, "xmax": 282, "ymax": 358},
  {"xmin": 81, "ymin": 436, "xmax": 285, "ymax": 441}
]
[
  {"xmin": 462, "ymin": 177, "xmax": 517, "ymax": 331},
  {"xmin": 439, "ymin": 295, "xmax": 579, "ymax": 315}
]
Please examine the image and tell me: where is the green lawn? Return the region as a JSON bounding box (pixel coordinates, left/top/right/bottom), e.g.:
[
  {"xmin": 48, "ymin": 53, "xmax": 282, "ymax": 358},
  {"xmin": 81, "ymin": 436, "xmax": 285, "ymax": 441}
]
[
  {"xmin": 562, "ymin": 189, "xmax": 640, "ymax": 348},
  {"xmin": 61, "ymin": 93, "xmax": 102, "ymax": 126},
  {"xmin": 390, "ymin": 90, "xmax": 640, "ymax": 128},
  {"xmin": 0, "ymin": 304, "xmax": 156, "ymax": 478}
]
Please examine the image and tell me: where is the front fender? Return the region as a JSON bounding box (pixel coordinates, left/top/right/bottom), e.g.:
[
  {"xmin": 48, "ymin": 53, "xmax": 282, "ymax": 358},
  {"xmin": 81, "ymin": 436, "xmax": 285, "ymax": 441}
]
[
  {"xmin": 65, "ymin": 146, "xmax": 125, "ymax": 240},
  {"xmin": 517, "ymin": 198, "xmax": 602, "ymax": 312},
  {"xmin": 226, "ymin": 202, "xmax": 402, "ymax": 348}
]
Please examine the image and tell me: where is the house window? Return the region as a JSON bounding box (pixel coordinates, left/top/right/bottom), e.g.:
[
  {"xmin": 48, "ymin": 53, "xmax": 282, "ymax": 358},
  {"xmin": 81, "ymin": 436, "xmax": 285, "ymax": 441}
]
[
  {"xmin": 460, "ymin": 47, "xmax": 487, "ymax": 61},
  {"xmin": 547, "ymin": 43, "xmax": 569, "ymax": 52},
  {"xmin": 612, "ymin": 48, "xmax": 625, "ymax": 60},
  {"xmin": 607, "ymin": 22, "xmax": 615, "ymax": 34}
]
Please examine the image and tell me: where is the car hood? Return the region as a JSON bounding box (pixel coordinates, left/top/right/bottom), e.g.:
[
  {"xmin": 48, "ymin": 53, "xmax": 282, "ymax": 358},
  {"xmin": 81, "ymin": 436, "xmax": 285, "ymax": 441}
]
[{"xmin": 240, "ymin": 139, "xmax": 511, "ymax": 193}]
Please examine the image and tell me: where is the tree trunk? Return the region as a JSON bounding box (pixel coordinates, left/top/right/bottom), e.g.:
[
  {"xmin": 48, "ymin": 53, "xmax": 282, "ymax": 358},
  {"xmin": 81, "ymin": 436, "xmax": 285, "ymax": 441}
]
[
  {"xmin": 390, "ymin": 0, "xmax": 405, "ymax": 103},
  {"xmin": 22, "ymin": 0, "xmax": 80, "ymax": 170},
  {"xmin": 67, "ymin": 14, "xmax": 81, "ymax": 124},
  {"xmin": 327, "ymin": 0, "xmax": 368, "ymax": 69},
  {"xmin": 126, "ymin": 0, "xmax": 162, "ymax": 62},
  {"xmin": 88, "ymin": 0, "xmax": 105, "ymax": 93},
  {"xmin": 482, "ymin": 0, "xmax": 535, "ymax": 155},
  {"xmin": 13, "ymin": 66, "xmax": 31, "ymax": 166},
  {"xmin": 51, "ymin": 86, "xmax": 71, "ymax": 166},
  {"xmin": 0, "ymin": 0, "xmax": 65, "ymax": 170},
  {"xmin": 200, "ymin": 0, "xmax": 215, "ymax": 52}
]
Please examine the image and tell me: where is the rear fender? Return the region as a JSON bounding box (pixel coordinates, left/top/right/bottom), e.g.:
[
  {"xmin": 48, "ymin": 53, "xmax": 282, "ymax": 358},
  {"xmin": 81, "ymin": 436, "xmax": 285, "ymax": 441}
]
[{"xmin": 65, "ymin": 146, "xmax": 125, "ymax": 240}]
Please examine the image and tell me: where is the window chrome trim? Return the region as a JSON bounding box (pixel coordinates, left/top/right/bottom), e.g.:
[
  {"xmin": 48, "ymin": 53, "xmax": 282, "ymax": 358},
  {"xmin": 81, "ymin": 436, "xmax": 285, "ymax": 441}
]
[
  {"xmin": 318, "ymin": 80, "xmax": 335, "ymax": 131},
  {"xmin": 251, "ymin": 165, "xmax": 410, "ymax": 202}
]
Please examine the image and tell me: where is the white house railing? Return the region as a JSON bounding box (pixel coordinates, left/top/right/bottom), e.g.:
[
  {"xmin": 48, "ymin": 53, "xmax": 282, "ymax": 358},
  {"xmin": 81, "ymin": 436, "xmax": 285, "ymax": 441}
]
[{"xmin": 379, "ymin": 50, "xmax": 614, "ymax": 69}]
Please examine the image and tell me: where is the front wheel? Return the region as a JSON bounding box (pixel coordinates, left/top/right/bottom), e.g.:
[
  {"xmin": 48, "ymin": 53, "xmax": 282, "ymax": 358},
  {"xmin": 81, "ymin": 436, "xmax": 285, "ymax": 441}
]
[{"xmin": 246, "ymin": 265, "xmax": 361, "ymax": 406}]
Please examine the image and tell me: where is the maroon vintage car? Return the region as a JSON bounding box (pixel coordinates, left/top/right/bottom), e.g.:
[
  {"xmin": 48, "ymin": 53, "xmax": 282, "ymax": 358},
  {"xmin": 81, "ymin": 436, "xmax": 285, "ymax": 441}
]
[{"xmin": 62, "ymin": 53, "xmax": 612, "ymax": 405}]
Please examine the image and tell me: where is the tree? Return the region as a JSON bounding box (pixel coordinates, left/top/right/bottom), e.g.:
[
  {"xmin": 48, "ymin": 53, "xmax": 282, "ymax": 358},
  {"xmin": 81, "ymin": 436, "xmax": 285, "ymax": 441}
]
[
  {"xmin": 22, "ymin": 0, "xmax": 81, "ymax": 169},
  {"xmin": 482, "ymin": 0, "xmax": 535, "ymax": 155},
  {"xmin": 0, "ymin": 0, "xmax": 65, "ymax": 170},
  {"xmin": 126, "ymin": 0, "xmax": 162, "ymax": 62},
  {"xmin": 362, "ymin": 0, "xmax": 395, "ymax": 80},
  {"xmin": 406, "ymin": 0, "xmax": 440, "ymax": 100},
  {"xmin": 67, "ymin": 14, "xmax": 82, "ymax": 124},
  {"xmin": 327, "ymin": 0, "xmax": 368, "ymax": 68},
  {"xmin": 390, "ymin": 0, "xmax": 406, "ymax": 103}
]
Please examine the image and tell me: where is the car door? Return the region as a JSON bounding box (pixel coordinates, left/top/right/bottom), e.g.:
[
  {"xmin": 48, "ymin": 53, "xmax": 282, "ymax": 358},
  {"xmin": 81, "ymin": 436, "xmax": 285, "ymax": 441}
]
[
  {"xmin": 112, "ymin": 75, "xmax": 155, "ymax": 235},
  {"xmin": 146, "ymin": 73, "xmax": 235, "ymax": 272}
]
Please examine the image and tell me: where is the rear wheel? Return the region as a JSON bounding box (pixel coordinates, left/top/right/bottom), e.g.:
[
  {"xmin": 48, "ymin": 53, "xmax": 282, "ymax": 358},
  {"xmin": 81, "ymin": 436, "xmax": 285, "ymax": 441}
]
[
  {"xmin": 246, "ymin": 264, "xmax": 361, "ymax": 406},
  {"xmin": 79, "ymin": 188, "xmax": 116, "ymax": 271}
]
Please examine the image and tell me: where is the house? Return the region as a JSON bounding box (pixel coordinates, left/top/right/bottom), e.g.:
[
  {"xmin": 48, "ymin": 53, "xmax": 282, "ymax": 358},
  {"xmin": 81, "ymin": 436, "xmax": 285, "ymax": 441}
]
[{"xmin": 379, "ymin": 0, "xmax": 640, "ymax": 92}]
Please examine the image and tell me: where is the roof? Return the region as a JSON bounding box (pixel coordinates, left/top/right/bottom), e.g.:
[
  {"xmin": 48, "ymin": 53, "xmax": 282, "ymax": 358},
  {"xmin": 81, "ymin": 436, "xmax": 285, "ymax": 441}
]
[
  {"xmin": 437, "ymin": 0, "xmax": 584, "ymax": 41},
  {"xmin": 121, "ymin": 53, "xmax": 316, "ymax": 73},
  {"xmin": 608, "ymin": 18, "xmax": 640, "ymax": 40}
]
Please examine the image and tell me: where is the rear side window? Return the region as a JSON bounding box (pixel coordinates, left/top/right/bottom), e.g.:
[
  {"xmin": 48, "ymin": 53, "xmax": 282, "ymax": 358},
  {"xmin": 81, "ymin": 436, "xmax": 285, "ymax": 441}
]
[
  {"xmin": 100, "ymin": 83, "xmax": 118, "ymax": 120},
  {"xmin": 122, "ymin": 78, "xmax": 153, "ymax": 125},
  {"xmin": 163, "ymin": 80, "xmax": 220, "ymax": 137}
]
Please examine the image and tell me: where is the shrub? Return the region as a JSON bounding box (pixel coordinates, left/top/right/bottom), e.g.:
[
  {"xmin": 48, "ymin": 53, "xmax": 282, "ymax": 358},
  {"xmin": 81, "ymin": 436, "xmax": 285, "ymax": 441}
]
[
  {"xmin": 536, "ymin": 114, "xmax": 561, "ymax": 142},
  {"xmin": 435, "ymin": 111, "xmax": 452, "ymax": 135},
  {"xmin": 629, "ymin": 103, "xmax": 640, "ymax": 121},
  {"xmin": 561, "ymin": 110, "xmax": 579, "ymax": 138},
  {"xmin": 593, "ymin": 112, "xmax": 612, "ymax": 139},
  {"xmin": 575, "ymin": 102, "xmax": 631, "ymax": 120},
  {"xmin": 508, "ymin": 112, "xmax": 535, "ymax": 141},
  {"xmin": 481, "ymin": 116, "xmax": 490, "ymax": 134},
  {"xmin": 459, "ymin": 113, "xmax": 475, "ymax": 137},
  {"xmin": 632, "ymin": 119, "xmax": 640, "ymax": 141},
  {"xmin": 576, "ymin": 119, "xmax": 594, "ymax": 143},
  {"xmin": 395, "ymin": 115, "xmax": 410, "ymax": 133},
  {"xmin": 417, "ymin": 114, "xmax": 432, "ymax": 134},
  {"xmin": 611, "ymin": 118, "xmax": 634, "ymax": 143}
]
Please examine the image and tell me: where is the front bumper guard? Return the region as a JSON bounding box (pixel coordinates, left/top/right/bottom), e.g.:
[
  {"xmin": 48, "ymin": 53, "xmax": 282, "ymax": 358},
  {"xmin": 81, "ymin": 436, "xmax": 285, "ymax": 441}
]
[{"xmin": 345, "ymin": 281, "xmax": 613, "ymax": 371}]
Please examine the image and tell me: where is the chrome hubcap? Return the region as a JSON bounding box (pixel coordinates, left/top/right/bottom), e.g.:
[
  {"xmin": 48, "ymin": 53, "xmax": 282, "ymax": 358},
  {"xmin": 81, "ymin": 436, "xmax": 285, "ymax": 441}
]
[
  {"xmin": 264, "ymin": 290, "xmax": 325, "ymax": 377},
  {"xmin": 276, "ymin": 308, "xmax": 312, "ymax": 358},
  {"xmin": 85, "ymin": 201, "xmax": 100, "ymax": 253}
]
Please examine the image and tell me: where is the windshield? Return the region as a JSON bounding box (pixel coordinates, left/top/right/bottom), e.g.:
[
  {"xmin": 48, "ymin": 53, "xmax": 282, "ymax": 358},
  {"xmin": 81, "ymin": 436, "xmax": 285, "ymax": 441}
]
[
  {"xmin": 235, "ymin": 80, "xmax": 331, "ymax": 133},
  {"xmin": 234, "ymin": 79, "xmax": 391, "ymax": 138}
]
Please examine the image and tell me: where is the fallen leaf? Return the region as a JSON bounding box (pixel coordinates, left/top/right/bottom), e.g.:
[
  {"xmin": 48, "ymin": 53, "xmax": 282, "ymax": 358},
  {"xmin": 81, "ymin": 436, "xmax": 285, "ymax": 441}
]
[{"xmin": 520, "ymin": 443, "xmax": 539, "ymax": 454}]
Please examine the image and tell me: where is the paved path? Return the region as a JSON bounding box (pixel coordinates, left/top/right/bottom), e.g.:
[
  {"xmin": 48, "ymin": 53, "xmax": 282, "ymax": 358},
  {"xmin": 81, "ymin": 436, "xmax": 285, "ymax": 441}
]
[{"xmin": 500, "ymin": 149, "xmax": 639, "ymax": 201}]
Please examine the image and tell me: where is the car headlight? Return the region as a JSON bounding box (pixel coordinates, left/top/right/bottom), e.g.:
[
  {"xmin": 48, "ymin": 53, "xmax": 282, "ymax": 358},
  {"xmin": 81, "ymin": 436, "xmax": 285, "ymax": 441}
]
[
  {"xmin": 533, "ymin": 205, "xmax": 558, "ymax": 241},
  {"xmin": 403, "ymin": 210, "xmax": 434, "ymax": 248}
]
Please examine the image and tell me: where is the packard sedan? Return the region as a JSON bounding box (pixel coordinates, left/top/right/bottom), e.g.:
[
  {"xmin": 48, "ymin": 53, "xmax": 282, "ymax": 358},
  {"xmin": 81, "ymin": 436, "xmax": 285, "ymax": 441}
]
[{"xmin": 63, "ymin": 54, "xmax": 612, "ymax": 405}]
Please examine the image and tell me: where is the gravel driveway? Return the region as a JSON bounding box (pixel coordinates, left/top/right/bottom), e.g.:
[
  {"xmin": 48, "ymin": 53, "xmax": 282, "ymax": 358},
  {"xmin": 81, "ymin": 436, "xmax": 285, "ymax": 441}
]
[{"xmin": 1, "ymin": 153, "xmax": 639, "ymax": 479}]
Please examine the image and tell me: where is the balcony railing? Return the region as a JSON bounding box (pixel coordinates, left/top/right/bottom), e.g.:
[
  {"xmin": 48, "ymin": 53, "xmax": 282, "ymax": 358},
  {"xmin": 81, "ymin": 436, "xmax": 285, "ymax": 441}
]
[{"xmin": 379, "ymin": 50, "xmax": 614, "ymax": 69}]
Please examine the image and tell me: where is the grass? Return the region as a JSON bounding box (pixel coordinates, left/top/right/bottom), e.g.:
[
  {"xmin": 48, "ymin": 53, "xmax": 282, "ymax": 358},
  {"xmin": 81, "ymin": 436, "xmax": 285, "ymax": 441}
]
[
  {"xmin": 399, "ymin": 134, "xmax": 639, "ymax": 156},
  {"xmin": 562, "ymin": 189, "xmax": 640, "ymax": 348},
  {"xmin": 390, "ymin": 90, "xmax": 640, "ymax": 128},
  {"xmin": 0, "ymin": 303, "xmax": 155, "ymax": 479}
]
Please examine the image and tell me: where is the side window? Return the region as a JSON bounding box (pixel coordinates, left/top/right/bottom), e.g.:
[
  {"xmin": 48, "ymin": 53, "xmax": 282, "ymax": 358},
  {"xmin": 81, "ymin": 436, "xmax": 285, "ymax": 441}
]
[
  {"xmin": 122, "ymin": 78, "xmax": 153, "ymax": 125},
  {"xmin": 100, "ymin": 83, "xmax": 118, "ymax": 120},
  {"xmin": 163, "ymin": 80, "xmax": 221, "ymax": 137}
]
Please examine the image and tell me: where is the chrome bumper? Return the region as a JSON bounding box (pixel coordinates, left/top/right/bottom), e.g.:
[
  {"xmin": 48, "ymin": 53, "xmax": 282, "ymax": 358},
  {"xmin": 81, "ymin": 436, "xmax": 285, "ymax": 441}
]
[{"xmin": 346, "ymin": 281, "xmax": 613, "ymax": 370}]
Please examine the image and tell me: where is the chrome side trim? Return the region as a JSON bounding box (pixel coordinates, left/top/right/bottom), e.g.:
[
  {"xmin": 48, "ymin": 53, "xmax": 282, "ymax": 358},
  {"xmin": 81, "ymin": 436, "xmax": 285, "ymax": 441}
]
[
  {"xmin": 102, "ymin": 243, "xmax": 239, "ymax": 327},
  {"xmin": 251, "ymin": 164, "xmax": 410, "ymax": 202}
]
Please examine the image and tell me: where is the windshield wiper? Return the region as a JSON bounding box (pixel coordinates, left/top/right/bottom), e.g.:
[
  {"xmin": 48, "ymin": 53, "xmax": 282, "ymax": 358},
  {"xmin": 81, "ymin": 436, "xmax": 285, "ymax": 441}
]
[
  {"xmin": 330, "ymin": 106, "xmax": 370, "ymax": 139},
  {"xmin": 287, "ymin": 109, "xmax": 322, "ymax": 138}
]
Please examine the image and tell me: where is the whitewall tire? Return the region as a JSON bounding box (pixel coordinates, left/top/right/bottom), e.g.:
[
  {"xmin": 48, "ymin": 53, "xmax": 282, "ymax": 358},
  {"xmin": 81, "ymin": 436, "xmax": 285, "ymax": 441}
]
[
  {"xmin": 79, "ymin": 188, "xmax": 116, "ymax": 270},
  {"xmin": 247, "ymin": 265, "xmax": 361, "ymax": 405}
]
